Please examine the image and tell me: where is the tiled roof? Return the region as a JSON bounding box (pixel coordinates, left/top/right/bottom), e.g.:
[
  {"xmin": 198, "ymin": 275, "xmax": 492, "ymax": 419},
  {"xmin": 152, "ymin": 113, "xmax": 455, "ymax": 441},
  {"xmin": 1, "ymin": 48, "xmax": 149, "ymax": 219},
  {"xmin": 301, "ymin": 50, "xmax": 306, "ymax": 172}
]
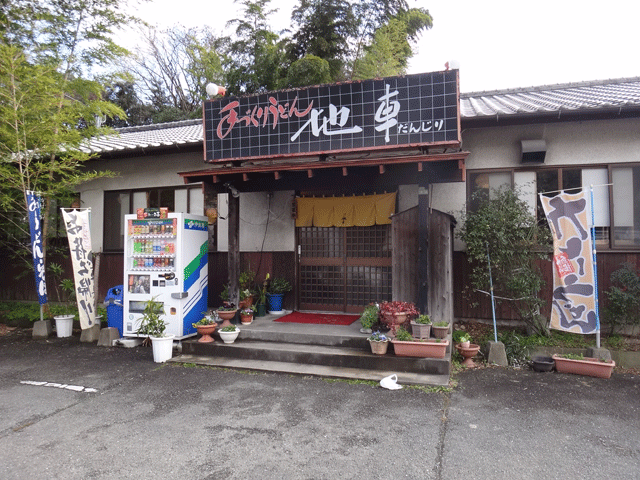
[
  {"xmin": 460, "ymin": 77, "xmax": 640, "ymax": 118},
  {"xmin": 84, "ymin": 77, "xmax": 640, "ymax": 154},
  {"xmin": 81, "ymin": 119, "xmax": 202, "ymax": 154}
]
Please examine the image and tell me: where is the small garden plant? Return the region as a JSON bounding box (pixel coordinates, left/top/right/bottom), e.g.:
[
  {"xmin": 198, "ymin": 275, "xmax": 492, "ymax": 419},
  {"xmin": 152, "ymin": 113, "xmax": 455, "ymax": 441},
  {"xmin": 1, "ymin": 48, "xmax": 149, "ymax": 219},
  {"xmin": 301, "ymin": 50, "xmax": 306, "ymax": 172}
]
[{"xmin": 414, "ymin": 314, "xmax": 432, "ymax": 325}]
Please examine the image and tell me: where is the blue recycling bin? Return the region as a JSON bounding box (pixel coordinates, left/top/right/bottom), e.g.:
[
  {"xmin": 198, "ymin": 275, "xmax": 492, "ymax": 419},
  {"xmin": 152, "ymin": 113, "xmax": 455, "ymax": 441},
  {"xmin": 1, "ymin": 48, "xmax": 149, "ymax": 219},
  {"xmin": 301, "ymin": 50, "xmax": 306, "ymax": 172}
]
[{"xmin": 104, "ymin": 285, "xmax": 123, "ymax": 337}]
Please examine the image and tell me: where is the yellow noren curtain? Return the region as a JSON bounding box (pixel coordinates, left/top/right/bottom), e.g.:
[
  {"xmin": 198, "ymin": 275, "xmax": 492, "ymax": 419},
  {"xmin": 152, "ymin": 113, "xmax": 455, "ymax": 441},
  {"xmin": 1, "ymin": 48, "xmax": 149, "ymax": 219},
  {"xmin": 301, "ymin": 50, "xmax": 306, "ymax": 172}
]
[{"xmin": 295, "ymin": 192, "xmax": 396, "ymax": 227}]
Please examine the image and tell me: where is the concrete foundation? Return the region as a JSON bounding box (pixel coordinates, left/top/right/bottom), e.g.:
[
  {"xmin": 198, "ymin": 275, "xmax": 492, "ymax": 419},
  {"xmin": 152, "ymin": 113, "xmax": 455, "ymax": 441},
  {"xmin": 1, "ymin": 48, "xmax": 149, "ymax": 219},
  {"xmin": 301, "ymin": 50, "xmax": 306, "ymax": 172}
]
[
  {"xmin": 97, "ymin": 327, "xmax": 120, "ymax": 347},
  {"xmin": 586, "ymin": 347, "xmax": 612, "ymax": 362},
  {"xmin": 32, "ymin": 320, "xmax": 52, "ymax": 338},
  {"xmin": 80, "ymin": 324, "xmax": 101, "ymax": 343},
  {"xmin": 484, "ymin": 341, "xmax": 508, "ymax": 366}
]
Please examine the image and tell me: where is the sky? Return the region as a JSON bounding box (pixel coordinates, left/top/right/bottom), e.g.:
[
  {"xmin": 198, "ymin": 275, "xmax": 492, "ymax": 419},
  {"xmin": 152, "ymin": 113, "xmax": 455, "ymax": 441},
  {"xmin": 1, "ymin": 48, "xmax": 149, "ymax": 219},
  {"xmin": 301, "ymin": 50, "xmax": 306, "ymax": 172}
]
[{"xmin": 127, "ymin": 0, "xmax": 640, "ymax": 93}]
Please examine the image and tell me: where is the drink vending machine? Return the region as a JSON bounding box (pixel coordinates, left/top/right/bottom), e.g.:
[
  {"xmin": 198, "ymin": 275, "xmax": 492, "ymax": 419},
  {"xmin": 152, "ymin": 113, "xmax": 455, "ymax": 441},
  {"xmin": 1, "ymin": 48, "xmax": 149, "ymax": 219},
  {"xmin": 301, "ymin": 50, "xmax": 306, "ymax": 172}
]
[{"xmin": 122, "ymin": 211, "xmax": 208, "ymax": 339}]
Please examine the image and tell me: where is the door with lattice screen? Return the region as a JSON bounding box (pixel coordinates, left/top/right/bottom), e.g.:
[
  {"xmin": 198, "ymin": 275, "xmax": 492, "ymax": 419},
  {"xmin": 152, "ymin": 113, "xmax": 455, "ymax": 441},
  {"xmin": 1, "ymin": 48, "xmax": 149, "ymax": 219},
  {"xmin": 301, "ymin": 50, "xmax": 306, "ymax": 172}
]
[{"xmin": 298, "ymin": 225, "xmax": 392, "ymax": 313}]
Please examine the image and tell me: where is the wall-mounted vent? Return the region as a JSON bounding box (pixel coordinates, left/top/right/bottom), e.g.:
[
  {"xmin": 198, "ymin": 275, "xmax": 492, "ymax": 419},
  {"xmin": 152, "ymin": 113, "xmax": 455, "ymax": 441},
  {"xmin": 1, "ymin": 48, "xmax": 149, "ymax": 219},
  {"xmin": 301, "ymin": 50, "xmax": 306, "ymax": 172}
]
[{"xmin": 521, "ymin": 139, "xmax": 546, "ymax": 163}]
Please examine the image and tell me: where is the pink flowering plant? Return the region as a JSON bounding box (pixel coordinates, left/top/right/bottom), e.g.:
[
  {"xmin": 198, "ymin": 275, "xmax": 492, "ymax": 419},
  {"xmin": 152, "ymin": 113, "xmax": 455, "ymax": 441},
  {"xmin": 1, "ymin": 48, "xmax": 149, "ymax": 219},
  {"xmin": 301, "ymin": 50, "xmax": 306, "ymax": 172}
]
[{"xmin": 378, "ymin": 301, "xmax": 419, "ymax": 319}]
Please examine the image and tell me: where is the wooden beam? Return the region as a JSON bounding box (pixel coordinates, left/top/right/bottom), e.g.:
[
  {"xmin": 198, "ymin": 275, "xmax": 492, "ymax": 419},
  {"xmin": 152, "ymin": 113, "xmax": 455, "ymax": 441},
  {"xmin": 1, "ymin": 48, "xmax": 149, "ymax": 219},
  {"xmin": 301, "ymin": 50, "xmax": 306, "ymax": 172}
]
[
  {"xmin": 458, "ymin": 159, "xmax": 466, "ymax": 182},
  {"xmin": 228, "ymin": 193, "xmax": 240, "ymax": 307}
]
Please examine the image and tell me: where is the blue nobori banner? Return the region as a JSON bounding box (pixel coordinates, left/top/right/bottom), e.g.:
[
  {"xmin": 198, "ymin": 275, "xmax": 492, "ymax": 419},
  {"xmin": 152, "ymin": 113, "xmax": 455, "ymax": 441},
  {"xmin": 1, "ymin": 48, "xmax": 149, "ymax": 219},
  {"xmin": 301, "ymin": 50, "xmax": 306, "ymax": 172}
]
[{"xmin": 26, "ymin": 190, "xmax": 47, "ymax": 305}]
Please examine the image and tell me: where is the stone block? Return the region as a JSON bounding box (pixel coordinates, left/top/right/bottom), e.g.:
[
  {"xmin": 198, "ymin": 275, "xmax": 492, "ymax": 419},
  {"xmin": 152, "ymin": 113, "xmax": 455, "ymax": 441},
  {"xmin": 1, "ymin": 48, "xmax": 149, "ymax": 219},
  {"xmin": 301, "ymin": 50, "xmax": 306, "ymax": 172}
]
[
  {"xmin": 80, "ymin": 324, "xmax": 101, "ymax": 343},
  {"xmin": 586, "ymin": 347, "xmax": 612, "ymax": 362},
  {"xmin": 32, "ymin": 319, "xmax": 52, "ymax": 338},
  {"xmin": 97, "ymin": 327, "xmax": 121, "ymax": 347},
  {"xmin": 485, "ymin": 341, "xmax": 508, "ymax": 367}
]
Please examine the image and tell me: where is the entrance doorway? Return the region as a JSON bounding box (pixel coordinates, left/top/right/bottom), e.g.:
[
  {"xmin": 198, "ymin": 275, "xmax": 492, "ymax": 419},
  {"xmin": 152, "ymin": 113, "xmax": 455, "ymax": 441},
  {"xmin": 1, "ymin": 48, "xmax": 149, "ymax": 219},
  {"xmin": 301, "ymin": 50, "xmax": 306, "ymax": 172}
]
[{"xmin": 298, "ymin": 225, "xmax": 392, "ymax": 313}]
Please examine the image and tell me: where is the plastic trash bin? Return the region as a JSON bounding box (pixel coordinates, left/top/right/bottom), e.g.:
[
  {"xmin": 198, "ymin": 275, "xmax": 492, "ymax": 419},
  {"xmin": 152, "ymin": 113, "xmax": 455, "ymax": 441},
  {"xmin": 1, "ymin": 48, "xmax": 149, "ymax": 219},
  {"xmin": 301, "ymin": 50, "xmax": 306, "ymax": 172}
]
[{"xmin": 104, "ymin": 285, "xmax": 123, "ymax": 337}]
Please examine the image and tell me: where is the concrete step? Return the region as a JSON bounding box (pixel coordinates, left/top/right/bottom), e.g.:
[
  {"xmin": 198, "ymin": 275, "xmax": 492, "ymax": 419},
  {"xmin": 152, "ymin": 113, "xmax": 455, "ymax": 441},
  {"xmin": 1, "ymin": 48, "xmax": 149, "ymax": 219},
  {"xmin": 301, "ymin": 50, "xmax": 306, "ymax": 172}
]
[
  {"xmin": 170, "ymin": 354, "xmax": 451, "ymax": 387},
  {"xmin": 181, "ymin": 339, "xmax": 450, "ymax": 376}
]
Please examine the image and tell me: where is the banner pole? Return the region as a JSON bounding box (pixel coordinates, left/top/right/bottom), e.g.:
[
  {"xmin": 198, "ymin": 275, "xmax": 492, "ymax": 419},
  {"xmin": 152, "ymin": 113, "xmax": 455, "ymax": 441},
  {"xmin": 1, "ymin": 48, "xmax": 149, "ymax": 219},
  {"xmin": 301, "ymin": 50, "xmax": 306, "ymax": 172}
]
[
  {"xmin": 590, "ymin": 186, "xmax": 601, "ymax": 349},
  {"xmin": 486, "ymin": 242, "xmax": 498, "ymax": 343}
]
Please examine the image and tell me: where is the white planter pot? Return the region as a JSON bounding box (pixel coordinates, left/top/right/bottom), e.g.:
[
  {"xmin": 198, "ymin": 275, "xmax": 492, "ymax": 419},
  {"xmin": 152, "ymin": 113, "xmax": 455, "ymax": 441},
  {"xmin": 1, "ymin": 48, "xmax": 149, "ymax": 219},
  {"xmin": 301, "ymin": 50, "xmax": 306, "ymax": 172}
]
[
  {"xmin": 151, "ymin": 335, "xmax": 175, "ymax": 363},
  {"xmin": 219, "ymin": 328, "xmax": 240, "ymax": 344},
  {"xmin": 54, "ymin": 315, "xmax": 74, "ymax": 338}
]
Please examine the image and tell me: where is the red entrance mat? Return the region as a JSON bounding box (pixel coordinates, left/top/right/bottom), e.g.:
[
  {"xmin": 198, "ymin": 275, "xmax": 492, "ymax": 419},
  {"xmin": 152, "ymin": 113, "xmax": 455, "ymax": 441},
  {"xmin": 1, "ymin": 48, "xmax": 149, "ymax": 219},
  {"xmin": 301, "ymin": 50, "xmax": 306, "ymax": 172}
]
[{"xmin": 274, "ymin": 311, "xmax": 359, "ymax": 326}]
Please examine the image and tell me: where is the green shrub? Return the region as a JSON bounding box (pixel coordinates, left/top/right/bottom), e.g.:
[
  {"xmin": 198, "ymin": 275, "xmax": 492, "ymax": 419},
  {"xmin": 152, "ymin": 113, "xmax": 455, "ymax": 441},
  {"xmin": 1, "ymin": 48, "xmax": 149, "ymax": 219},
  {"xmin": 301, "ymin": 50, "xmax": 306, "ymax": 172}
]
[{"xmin": 605, "ymin": 262, "xmax": 640, "ymax": 334}]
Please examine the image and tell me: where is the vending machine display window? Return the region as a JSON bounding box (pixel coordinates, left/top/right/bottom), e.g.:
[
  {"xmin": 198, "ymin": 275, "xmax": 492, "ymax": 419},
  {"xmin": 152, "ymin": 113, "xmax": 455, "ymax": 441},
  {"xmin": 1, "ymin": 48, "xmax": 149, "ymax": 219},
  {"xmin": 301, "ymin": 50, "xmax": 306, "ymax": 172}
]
[{"xmin": 128, "ymin": 274, "xmax": 150, "ymax": 294}]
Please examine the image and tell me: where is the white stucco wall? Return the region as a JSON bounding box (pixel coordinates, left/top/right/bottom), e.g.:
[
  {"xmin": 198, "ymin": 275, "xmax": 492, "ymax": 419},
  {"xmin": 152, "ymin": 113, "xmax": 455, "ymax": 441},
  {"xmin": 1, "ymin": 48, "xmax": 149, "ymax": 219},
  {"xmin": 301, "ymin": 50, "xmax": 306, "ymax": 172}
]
[
  {"xmin": 430, "ymin": 117, "xmax": 640, "ymax": 250},
  {"xmin": 217, "ymin": 191, "xmax": 296, "ymax": 252},
  {"xmin": 78, "ymin": 151, "xmax": 207, "ymax": 251}
]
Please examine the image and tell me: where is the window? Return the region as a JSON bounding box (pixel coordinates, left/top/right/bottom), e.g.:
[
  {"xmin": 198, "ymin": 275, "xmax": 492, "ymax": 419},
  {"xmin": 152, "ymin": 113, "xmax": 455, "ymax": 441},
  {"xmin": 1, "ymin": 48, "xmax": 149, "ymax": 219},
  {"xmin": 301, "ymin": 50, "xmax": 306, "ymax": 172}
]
[
  {"xmin": 612, "ymin": 165, "xmax": 640, "ymax": 247},
  {"xmin": 468, "ymin": 167, "xmax": 612, "ymax": 248},
  {"xmin": 103, "ymin": 185, "xmax": 208, "ymax": 251}
]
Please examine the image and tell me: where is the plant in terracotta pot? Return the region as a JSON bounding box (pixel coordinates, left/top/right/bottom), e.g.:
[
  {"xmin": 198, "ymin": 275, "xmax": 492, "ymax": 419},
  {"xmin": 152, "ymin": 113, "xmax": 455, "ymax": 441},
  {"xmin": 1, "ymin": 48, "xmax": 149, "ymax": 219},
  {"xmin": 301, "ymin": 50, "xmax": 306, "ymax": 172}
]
[
  {"xmin": 431, "ymin": 321, "xmax": 450, "ymax": 339},
  {"xmin": 410, "ymin": 314, "xmax": 432, "ymax": 339},
  {"xmin": 379, "ymin": 301, "xmax": 418, "ymax": 335},
  {"xmin": 219, "ymin": 324, "xmax": 240, "ymax": 344},
  {"xmin": 552, "ymin": 353, "xmax": 615, "ymax": 379},
  {"xmin": 458, "ymin": 333, "xmax": 472, "ymax": 348},
  {"xmin": 240, "ymin": 305, "xmax": 256, "ymax": 325},
  {"xmin": 391, "ymin": 326, "xmax": 449, "ymax": 358},
  {"xmin": 266, "ymin": 277, "xmax": 292, "ymax": 314},
  {"xmin": 367, "ymin": 331, "xmax": 389, "ymax": 355},
  {"xmin": 217, "ymin": 302, "xmax": 238, "ymax": 327},
  {"xmin": 192, "ymin": 316, "xmax": 217, "ymax": 343},
  {"xmin": 136, "ymin": 296, "xmax": 174, "ymax": 362},
  {"xmin": 238, "ymin": 270, "xmax": 256, "ymax": 308}
]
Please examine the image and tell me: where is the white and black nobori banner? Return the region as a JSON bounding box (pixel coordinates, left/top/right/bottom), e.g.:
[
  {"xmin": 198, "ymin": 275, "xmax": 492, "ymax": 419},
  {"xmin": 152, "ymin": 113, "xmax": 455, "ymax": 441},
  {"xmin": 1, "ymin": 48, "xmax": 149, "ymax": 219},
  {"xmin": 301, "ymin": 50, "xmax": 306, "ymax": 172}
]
[
  {"xmin": 26, "ymin": 190, "xmax": 47, "ymax": 305},
  {"xmin": 62, "ymin": 209, "xmax": 96, "ymax": 329},
  {"xmin": 540, "ymin": 190, "xmax": 597, "ymax": 334}
]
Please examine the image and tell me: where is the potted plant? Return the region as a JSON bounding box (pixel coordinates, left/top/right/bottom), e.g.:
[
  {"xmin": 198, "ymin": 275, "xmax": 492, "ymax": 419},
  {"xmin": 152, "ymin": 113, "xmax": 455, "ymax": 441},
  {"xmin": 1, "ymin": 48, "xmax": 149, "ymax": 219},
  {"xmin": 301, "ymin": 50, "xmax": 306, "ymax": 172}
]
[
  {"xmin": 552, "ymin": 353, "xmax": 616, "ymax": 379},
  {"xmin": 255, "ymin": 274, "xmax": 269, "ymax": 317},
  {"xmin": 391, "ymin": 326, "xmax": 449, "ymax": 358},
  {"xmin": 136, "ymin": 296, "xmax": 174, "ymax": 362},
  {"xmin": 54, "ymin": 278, "xmax": 77, "ymax": 338},
  {"xmin": 219, "ymin": 324, "xmax": 240, "ymax": 344},
  {"xmin": 240, "ymin": 305, "xmax": 256, "ymax": 325},
  {"xmin": 431, "ymin": 320, "xmax": 450, "ymax": 339},
  {"xmin": 238, "ymin": 270, "xmax": 256, "ymax": 309},
  {"xmin": 192, "ymin": 316, "xmax": 217, "ymax": 343},
  {"xmin": 458, "ymin": 332, "xmax": 472, "ymax": 348},
  {"xmin": 379, "ymin": 301, "xmax": 418, "ymax": 335},
  {"xmin": 359, "ymin": 304, "xmax": 379, "ymax": 334},
  {"xmin": 367, "ymin": 331, "xmax": 389, "ymax": 355},
  {"xmin": 217, "ymin": 302, "xmax": 238, "ymax": 327},
  {"xmin": 410, "ymin": 314, "xmax": 432, "ymax": 339},
  {"xmin": 266, "ymin": 277, "xmax": 291, "ymax": 314}
]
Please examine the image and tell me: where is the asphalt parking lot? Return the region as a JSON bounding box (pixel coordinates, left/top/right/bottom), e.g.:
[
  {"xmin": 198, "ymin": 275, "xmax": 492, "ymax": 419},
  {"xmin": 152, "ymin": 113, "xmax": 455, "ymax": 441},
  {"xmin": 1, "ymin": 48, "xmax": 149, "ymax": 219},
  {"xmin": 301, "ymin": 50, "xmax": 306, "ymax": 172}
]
[{"xmin": 1, "ymin": 328, "xmax": 639, "ymax": 480}]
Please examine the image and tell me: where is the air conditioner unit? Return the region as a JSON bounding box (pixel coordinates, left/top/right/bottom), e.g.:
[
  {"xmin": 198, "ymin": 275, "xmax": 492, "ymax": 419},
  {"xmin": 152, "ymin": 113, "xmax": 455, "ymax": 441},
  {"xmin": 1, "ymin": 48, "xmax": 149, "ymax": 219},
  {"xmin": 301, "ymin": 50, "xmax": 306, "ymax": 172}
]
[{"xmin": 521, "ymin": 139, "xmax": 546, "ymax": 163}]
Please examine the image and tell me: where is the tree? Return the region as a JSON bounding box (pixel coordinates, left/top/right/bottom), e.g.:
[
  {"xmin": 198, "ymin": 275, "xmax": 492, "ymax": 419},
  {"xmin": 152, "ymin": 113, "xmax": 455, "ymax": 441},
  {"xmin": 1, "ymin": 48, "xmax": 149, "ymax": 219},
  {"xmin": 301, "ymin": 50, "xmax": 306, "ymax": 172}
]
[
  {"xmin": 288, "ymin": 0, "xmax": 356, "ymax": 81},
  {"xmin": 101, "ymin": 76, "xmax": 154, "ymax": 127},
  {"xmin": 351, "ymin": 8, "xmax": 433, "ymax": 80},
  {"xmin": 284, "ymin": 55, "xmax": 332, "ymax": 88},
  {"xmin": 0, "ymin": 0, "xmax": 133, "ymax": 307},
  {"xmin": 224, "ymin": 0, "xmax": 287, "ymax": 94},
  {"xmin": 457, "ymin": 187, "xmax": 552, "ymax": 336},
  {"xmin": 124, "ymin": 25, "xmax": 225, "ymax": 122}
]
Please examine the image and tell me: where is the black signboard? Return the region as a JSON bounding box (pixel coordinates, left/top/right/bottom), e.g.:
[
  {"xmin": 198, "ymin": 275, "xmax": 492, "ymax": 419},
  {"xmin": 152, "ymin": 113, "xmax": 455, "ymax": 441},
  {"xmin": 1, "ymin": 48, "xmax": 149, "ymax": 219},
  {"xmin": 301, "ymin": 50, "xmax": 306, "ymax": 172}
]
[{"xmin": 203, "ymin": 70, "xmax": 459, "ymax": 162}]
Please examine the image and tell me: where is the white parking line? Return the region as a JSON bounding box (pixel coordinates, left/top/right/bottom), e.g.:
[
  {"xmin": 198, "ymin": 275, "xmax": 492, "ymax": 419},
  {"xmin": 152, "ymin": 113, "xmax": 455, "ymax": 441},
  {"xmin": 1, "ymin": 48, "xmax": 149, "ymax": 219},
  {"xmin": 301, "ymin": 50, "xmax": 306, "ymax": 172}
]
[{"xmin": 20, "ymin": 380, "xmax": 98, "ymax": 393}]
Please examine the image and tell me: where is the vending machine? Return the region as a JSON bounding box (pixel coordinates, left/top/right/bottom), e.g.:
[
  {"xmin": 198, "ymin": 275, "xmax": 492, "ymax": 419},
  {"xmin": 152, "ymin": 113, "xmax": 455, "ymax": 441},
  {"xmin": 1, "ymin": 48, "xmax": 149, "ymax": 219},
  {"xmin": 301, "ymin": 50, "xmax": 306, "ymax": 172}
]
[{"xmin": 122, "ymin": 211, "xmax": 208, "ymax": 339}]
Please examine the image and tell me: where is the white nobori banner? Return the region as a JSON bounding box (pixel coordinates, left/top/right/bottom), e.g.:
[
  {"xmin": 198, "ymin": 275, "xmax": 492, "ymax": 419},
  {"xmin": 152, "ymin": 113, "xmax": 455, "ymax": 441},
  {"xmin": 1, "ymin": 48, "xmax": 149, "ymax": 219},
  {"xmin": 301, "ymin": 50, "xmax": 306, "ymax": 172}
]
[{"xmin": 61, "ymin": 209, "xmax": 96, "ymax": 329}]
